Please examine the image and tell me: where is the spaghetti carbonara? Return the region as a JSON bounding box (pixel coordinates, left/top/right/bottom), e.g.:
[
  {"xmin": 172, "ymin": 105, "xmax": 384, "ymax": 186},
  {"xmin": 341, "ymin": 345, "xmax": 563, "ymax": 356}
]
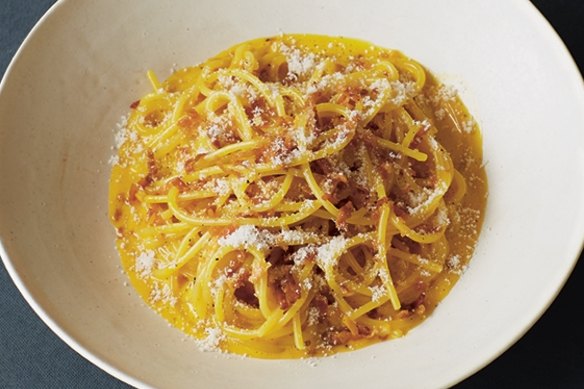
[{"xmin": 109, "ymin": 35, "xmax": 487, "ymax": 358}]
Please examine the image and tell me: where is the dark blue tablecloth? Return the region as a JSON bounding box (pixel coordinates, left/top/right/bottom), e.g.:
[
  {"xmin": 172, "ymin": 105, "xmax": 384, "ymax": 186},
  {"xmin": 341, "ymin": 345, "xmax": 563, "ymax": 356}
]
[{"xmin": 1, "ymin": 1, "xmax": 583, "ymax": 388}]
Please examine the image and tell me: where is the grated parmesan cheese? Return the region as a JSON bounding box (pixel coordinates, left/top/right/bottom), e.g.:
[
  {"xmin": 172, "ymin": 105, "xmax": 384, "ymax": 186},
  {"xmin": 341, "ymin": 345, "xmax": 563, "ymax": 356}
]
[
  {"xmin": 135, "ymin": 250, "xmax": 155, "ymax": 278},
  {"xmin": 390, "ymin": 80, "xmax": 417, "ymax": 105},
  {"xmin": 202, "ymin": 178, "xmax": 230, "ymax": 196},
  {"xmin": 209, "ymin": 274, "xmax": 229, "ymax": 297},
  {"xmin": 219, "ymin": 226, "xmax": 320, "ymax": 252},
  {"xmin": 113, "ymin": 129, "xmax": 127, "ymax": 149},
  {"xmin": 370, "ymin": 78, "xmax": 391, "ymax": 93},
  {"xmin": 377, "ymin": 268, "xmax": 390, "ymax": 283},
  {"xmin": 414, "ymin": 119, "xmax": 431, "ymax": 132},
  {"xmin": 218, "ymin": 225, "xmax": 271, "ymax": 250},
  {"xmin": 150, "ymin": 283, "xmax": 177, "ymax": 306},
  {"xmin": 316, "ymin": 235, "xmax": 347, "ymax": 269},
  {"xmin": 108, "ymin": 154, "xmax": 119, "ymax": 166},
  {"xmin": 176, "ymin": 160, "xmax": 185, "ymax": 173},
  {"xmin": 369, "ymin": 284, "xmax": 386, "ymax": 302},
  {"xmin": 433, "ymin": 84, "xmax": 457, "ymax": 103},
  {"xmin": 206, "ymin": 123, "xmax": 223, "ymax": 142},
  {"xmin": 447, "ymin": 254, "xmax": 461, "ymax": 271},
  {"xmin": 435, "ymin": 207, "xmax": 451, "ymax": 227},
  {"xmin": 462, "ymin": 119, "xmax": 475, "ymax": 133},
  {"xmin": 408, "ymin": 186, "xmax": 442, "ymax": 214},
  {"xmin": 280, "ymin": 229, "xmax": 316, "ymax": 244},
  {"xmin": 307, "ymin": 306, "xmax": 321, "ymax": 326},
  {"xmin": 195, "ymin": 327, "xmax": 226, "ymax": 352},
  {"xmin": 291, "ymin": 245, "xmax": 317, "ymax": 266},
  {"xmin": 305, "ymin": 72, "xmax": 344, "ymax": 94},
  {"xmin": 279, "ymin": 43, "xmax": 317, "ymax": 77}
]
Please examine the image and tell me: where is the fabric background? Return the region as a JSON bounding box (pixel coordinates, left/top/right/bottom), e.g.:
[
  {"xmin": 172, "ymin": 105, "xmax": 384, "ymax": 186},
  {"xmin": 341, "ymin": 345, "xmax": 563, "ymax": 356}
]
[{"xmin": 1, "ymin": 1, "xmax": 583, "ymax": 387}]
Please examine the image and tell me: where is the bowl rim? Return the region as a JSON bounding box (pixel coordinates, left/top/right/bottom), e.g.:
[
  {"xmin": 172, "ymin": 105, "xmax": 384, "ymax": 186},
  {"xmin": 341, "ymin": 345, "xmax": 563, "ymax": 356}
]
[{"xmin": 0, "ymin": 0, "xmax": 583, "ymax": 388}]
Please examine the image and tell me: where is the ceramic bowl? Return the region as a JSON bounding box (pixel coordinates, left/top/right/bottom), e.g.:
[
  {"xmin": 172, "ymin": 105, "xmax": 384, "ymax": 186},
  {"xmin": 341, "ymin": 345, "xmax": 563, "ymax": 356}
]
[{"xmin": 1, "ymin": 0, "xmax": 583, "ymax": 388}]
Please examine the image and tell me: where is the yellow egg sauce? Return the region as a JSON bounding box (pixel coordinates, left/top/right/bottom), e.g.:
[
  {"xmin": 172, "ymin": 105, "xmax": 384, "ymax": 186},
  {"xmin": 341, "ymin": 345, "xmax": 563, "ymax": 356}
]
[{"xmin": 109, "ymin": 34, "xmax": 487, "ymax": 358}]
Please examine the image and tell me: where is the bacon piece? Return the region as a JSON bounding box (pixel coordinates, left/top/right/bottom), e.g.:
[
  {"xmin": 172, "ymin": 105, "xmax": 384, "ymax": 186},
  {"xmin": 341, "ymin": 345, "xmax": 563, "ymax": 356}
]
[
  {"xmin": 183, "ymin": 158, "xmax": 198, "ymax": 173},
  {"xmin": 178, "ymin": 112, "xmax": 201, "ymax": 129},
  {"xmin": 378, "ymin": 161, "xmax": 394, "ymax": 181},
  {"xmin": 410, "ymin": 159, "xmax": 435, "ymax": 181},
  {"xmin": 357, "ymin": 323, "xmax": 372, "ymax": 337},
  {"xmin": 134, "ymin": 150, "xmax": 159, "ymax": 190},
  {"xmin": 270, "ymin": 265, "xmax": 301, "ymax": 310},
  {"xmin": 392, "ymin": 202, "xmax": 409, "ymax": 218},
  {"xmin": 326, "ymin": 323, "xmax": 372, "ymax": 347},
  {"xmin": 143, "ymin": 111, "xmax": 166, "ymax": 127},
  {"xmin": 113, "ymin": 207, "xmax": 123, "ymax": 222},
  {"xmin": 128, "ymin": 183, "xmax": 141, "ymax": 205},
  {"xmin": 138, "ymin": 174, "xmax": 153, "ymax": 188},
  {"xmin": 147, "ymin": 150, "xmax": 158, "ymax": 177},
  {"xmin": 371, "ymin": 197, "xmax": 389, "ymax": 223},
  {"xmin": 312, "ymin": 159, "xmax": 335, "ymax": 175},
  {"xmin": 336, "ymin": 201, "xmax": 355, "ymax": 230},
  {"xmin": 234, "ymin": 280, "xmax": 260, "ymax": 308},
  {"xmin": 168, "ymin": 177, "xmax": 188, "ymax": 190},
  {"xmin": 402, "ymin": 291, "xmax": 426, "ymax": 312},
  {"xmin": 277, "ymin": 273, "xmax": 301, "ymax": 310},
  {"xmin": 402, "ymin": 281, "xmax": 427, "ymax": 313},
  {"xmin": 267, "ymin": 247, "xmax": 286, "ymax": 266},
  {"xmin": 367, "ymin": 308, "xmax": 383, "ymax": 320},
  {"xmin": 328, "ymin": 330, "xmax": 353, "ymax": 346},
  {"xmin": 259, "ymin": 134, "xmax": 295, "ymax": 164},
  {"xmin": 335, "ymin": 86, "xmax": 360, "ymax": 108},
  {"xmin": 396, "ymin": 309, "xmax": 413, "ymax": 319},
  {"xmin": 321, "ymin": 172, "xmax": 350, "ymax": 206},
  {"xmin": 147, "ymin": 203, "xmax": 167, "ymax": 226},
  {"xmin": 347, "ymin": 187, "xmax": 370, "ymax": 209},
  {"xmin": 410, "ymin": 124, "xmax": 431, "ymax": 148},
  {"xmin": 311, "ymin": 294, "xmax": 329, "ymax": 318},
  {"xmin": 285, "ymin": 178, "xmax": 312, "ymax": 199}
]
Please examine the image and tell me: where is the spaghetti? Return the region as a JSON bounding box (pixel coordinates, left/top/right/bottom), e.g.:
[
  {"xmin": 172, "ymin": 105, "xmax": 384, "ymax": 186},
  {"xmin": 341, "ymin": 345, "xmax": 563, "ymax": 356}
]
[{"xmin": 109, "ymin": 35, "xmax": 487, "ymax": 358}]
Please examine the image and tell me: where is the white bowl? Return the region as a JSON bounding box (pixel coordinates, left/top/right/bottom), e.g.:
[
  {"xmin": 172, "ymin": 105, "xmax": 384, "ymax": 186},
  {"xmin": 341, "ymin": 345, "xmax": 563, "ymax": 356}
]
[{"xmin": 1, "ymin": 0, "xmax": 583, "ymax": 388}]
